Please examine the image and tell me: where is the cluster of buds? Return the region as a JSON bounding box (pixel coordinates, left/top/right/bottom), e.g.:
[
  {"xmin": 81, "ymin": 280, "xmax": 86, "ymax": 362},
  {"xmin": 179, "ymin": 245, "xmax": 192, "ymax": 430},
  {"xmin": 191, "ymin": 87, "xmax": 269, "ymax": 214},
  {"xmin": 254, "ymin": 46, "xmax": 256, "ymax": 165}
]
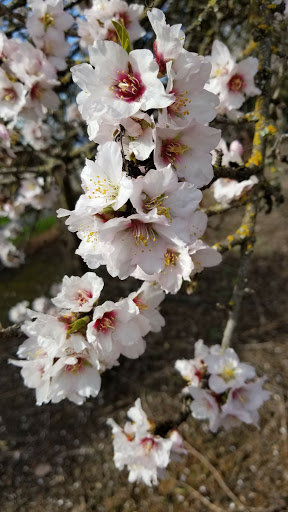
[
  {"xmin": 10, "ymin": 272, "xmax": 165, "ymax": 405},
  {"xmin": 175, "ymin": 340, "xmax": 270, "ymax": 433}
]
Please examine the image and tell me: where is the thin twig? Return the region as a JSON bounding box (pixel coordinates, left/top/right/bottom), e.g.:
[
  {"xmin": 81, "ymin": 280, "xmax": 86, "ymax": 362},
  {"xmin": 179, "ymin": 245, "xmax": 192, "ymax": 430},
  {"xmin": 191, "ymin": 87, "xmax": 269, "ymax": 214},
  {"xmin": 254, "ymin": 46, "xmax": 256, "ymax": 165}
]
[
  {"xmin": 0, "ymin": 3, "xmax": 25, "ymax": 23},
  {"xmin": 202, "ymin": 198, "xmax": 247, "ymax": 217},
  {"xmin": 174, "ymin": 479, "xmax": 226, "ymax": 512},
  {"xmin": 184, "ymin": 441, "xmax": 245, "ymax": 510}
]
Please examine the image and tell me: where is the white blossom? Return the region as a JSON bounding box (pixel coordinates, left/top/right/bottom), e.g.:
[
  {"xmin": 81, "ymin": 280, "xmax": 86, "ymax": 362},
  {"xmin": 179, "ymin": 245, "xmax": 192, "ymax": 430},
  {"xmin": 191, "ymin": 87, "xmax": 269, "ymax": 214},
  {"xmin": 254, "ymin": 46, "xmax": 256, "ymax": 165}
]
[
  {"xmin": 51, "ymin": 272, "xmax": 104, "ymax": 312},
  {"xmin": 71, "ymin": 41, "xmax": 174, "ymax": 138},
  {"xmin": 107, "ymin": 398, "xmax": 180, "ymax": 486}
]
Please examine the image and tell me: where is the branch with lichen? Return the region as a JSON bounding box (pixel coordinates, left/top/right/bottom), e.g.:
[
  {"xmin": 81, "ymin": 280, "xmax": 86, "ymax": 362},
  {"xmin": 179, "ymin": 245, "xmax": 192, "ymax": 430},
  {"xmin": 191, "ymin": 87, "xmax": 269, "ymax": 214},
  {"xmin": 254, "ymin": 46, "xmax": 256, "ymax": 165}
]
[
  {"xmin": 212, "ymin": 199, "xmax": 257, "ymax": 254},
  {"xmin": 184, "ymin": 0, "xmax": 217, "ymax": 50},
  {"xmin": 202, "ymin": 197, "xmax": 248, "ymax": 217},
  {"xmin": 217, "ymin": 0, "xmax": 275, "ymax": 348}
]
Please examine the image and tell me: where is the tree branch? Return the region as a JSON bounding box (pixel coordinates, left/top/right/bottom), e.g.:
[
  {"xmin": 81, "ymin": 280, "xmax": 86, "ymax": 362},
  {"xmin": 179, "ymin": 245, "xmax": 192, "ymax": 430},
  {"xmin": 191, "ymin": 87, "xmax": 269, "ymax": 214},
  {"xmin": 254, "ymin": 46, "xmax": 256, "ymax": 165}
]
[
  {"xmin": 0, "ymin": 323, "xmax": 22, "ymax": 340},
  {"xmin": 219, "ymin": 0, "xmax": 274, "ymax": 348},
  {"xmin": 0, "ymin": 3, "xmax": 25, "ymax": 23}
]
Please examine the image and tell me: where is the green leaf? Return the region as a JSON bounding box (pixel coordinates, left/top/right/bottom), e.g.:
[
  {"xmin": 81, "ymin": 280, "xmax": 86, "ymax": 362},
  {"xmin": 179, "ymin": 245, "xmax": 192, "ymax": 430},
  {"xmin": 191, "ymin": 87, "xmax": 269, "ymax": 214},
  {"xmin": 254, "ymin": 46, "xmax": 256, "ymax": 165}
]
[
  {"xmin": 112, "ymin": 20, "xmax": 132, "ymax": 53},
  {"xmin": 67, "ymin": 315, "xmax": 90, "ymax": 335}
]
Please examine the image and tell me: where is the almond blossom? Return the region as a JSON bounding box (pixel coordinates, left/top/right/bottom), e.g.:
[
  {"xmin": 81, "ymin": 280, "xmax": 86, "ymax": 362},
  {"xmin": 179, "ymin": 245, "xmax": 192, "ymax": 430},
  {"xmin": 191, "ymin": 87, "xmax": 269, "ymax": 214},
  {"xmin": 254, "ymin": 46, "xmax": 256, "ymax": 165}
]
[
  {"xmin": 27, "ymin": 0, "xmax": 74, "ymax": 44},
  {"xmin": 206, "ymin": 40, "xmax": 261, "ymax": 116},
  {"xmin": 107, "ymin": 398, "xmax": 184, "ymax": 486},
  {"xmin": 78, "ymin": 0, "xmax": 145, "ymax": 49},
  {"xmin": 10, "ymin": 271, "xmax": 166, "ymax": 404},
  {"xmin": 86, "ymin": 297, "xmax": 149, "ymax": 364},
  {"xmin": 221, "ymin": 378, "xmax": 270, "ymax": 428},
  {"xmin": 175, "ymin": 339, "xmax": 209, "ymax": 387},
  {"xmin": 147, "ymin": 8, "xmax": 185, "ymax": 76},
  {"xmin": 154, "ymin": 123, "xmax": 220, "ymax": 187},
  {"xmin": 26, "ymin": 0, "xmax": 73, "ymax": 70},
  {"xmin": 132, "ymin": 246, "xmax": 194, "ymax": 295},
  {"xmin": 0, "ymin": 69, "xmax": 27, "ymax": 123},
  {"xmin": 80, "ymin": 141, "xmax": 133, "ymax": 213},
  {"xmin": 213, "ymin": 176, "xmax": 259, "ymax": 205},
  {"xmin": 130, "ymin": 166, "xmax": 202, "ymax": 221},
  {"xmin": 128, "ymin": 281, "xmax": 165, "ymax": 333},
  {"xmin": 51, "ymin": 272, "xmax": 104, "ymax": 312},
  {"xmin": 212, "ymin": 139, "xmax": 258, "ymax": 204},
  {"xmin": 92, "ymin": 111, "xmax": 155, "ymax": 161},
  {"xmin": 176, "ymin": 340, "xmax": 270, "ymax": 432},
  {"xmin": 99, "ymin": 211, "xmax": 184, "ymax": 280},
  {"xmin": 189, "ymin": 240, "xmax": 223, "ymax": 276},
  {"xmin": 71, "ymin": 41, "xmax": 174, "ymax": 138},
  {"xmin": 8, "ymin": 301, "xmax": 30, "ymax": 324},
  {"xmin": 159, "ymin": 53, "xmax": 218, "ymax": 128}
]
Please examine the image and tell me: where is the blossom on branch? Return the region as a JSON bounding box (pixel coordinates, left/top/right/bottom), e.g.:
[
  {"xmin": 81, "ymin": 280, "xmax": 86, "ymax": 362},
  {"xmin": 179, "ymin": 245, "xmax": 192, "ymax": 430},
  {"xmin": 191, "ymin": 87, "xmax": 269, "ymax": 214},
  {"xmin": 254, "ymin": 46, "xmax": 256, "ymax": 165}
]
[
  {"xmin": 107, "ymin": 398, "xmax": 185, "ymax": 486},
  {"xmin": 175, "ymin": 341, "xmax": 270, "ymax": 432}
]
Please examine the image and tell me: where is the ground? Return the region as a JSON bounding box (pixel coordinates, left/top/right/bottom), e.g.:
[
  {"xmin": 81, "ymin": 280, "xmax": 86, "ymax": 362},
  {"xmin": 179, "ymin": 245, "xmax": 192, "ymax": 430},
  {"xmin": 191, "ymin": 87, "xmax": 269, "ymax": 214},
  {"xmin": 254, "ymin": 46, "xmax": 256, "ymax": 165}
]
[{"xmin": 0, "ymin": 180, "xmax": 288, "ymax": 512}]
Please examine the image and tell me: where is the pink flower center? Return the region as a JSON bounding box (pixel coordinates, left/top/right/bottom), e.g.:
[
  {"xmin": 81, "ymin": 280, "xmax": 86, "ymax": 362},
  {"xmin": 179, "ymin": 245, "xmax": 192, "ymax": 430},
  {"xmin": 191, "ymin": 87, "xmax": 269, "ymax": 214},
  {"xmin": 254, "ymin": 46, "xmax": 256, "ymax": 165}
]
[
  {"xmin": 3, "ymin": 87, "xmax": 18, "ymax": 103},
  {"xmin": 143, "ymin": 193, "xmax": 171, "ymax": 218},
  {"xmin": 160, "ymin": 138, "xmax": 190, "ymax": 167},
  {"xmin": 133, "ymin": 296, "xmax": 148, "ymax": 311},
  {"xmin": 227, "ymin": 73, "xmax": 245, "ymax": 93},
  {"xmin": 195, "ymin": 368, "xmax": 204, "ymax": 382},
  {"xmin": 128, "ymin": 220, "xmax": 157, "ymax": 247},
  {"xmin": 74, "ymin": 289, "xmax": 93, "ymax": 306},
  {"xmin": 153, "ymin": 41, "xmax": 168, "ymax": 76},
  {"xmin": 94, "ymin": 311, "xmax": 116, "ymax": 333},
  {"xmin": 110, "ymin": 65, "xmax": 145, "ymax": 103},
  {"xmin": 118, "ymin": 11, "xmax": 131, "ymax": 28},
  {"xmin": 106, "ymin": 29, "xmax": 119, "ymax": 43},
  {"xmin": 41, "ymin": 12, "xmax": 55, "ymax": 29},
  {"xmin": 141, "ymin": 436, "xmax": 157, "ymax": 454},
  {"xmin": 167, "ymin": 88, "xmax": 190, "ymax": 118},
  {"xmin": 30, "ymin": 83, "xmax": 43, "ymax": 101},
  {"xmin": 164, "ymin": 250, "xmax": 178, "ymax": 267},
  {"xmin": 65, "ymin": 357, "xmax": 85, "ymax": 374}
]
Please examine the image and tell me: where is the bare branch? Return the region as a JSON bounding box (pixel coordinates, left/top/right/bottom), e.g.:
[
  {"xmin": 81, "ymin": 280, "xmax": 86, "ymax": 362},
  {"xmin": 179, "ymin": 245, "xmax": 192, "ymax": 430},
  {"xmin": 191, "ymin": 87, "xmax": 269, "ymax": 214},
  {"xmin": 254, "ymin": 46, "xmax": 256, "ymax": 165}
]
[
  {"xmin": 0, "ymin": 3, "xmax": 25, "ymax": 23},
  {"xmin": 0, "ymin": 323, "xmax": 22, "ymax": 340}
]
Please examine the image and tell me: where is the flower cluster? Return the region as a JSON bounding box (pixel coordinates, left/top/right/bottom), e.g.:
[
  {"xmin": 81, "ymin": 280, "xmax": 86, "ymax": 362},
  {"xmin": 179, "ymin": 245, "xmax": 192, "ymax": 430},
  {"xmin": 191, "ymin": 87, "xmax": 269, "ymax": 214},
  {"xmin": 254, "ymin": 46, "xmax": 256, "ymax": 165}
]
[
  {"xmin": 8, "ymin": 282, "xmax": 60, "ymax": 323},
  {"xmin": 0, "ymin": 175, "xmax": 59, "ymax": 268},
  {"xmin": 59, "ymin": 8, "xmax": 222, "ymax": 293},
  {"xmin": 175, "ymin": 340, "xmax": 270, "ymax": 432},
  {"xmin": 212, "ymin": 139, "xmax": 258, "ymax": 205},
  {"xmin": 108, "ymin": 398, "xmax": 186, "ymax": 486},
  {"xmin": 0, "ymin": 1, "xmax": 73, "ymax": 150},
  {"xmin": 78, "ymin": 0, "xmax": 145, "ymax": 50},
  {"xmin": 26, "ymin": 0, "xmax": 74, "ymax": 71},
  {"xmin": 206, "ymin": 40, "xmax": 261, "ymax": 118},
  {"xmin": 1, "ymin": 34, "xmax": 58, "ymax": 129},
  {"xmin": 10, "ymin": 273, "xmax": 165, "ymax": 405}
]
